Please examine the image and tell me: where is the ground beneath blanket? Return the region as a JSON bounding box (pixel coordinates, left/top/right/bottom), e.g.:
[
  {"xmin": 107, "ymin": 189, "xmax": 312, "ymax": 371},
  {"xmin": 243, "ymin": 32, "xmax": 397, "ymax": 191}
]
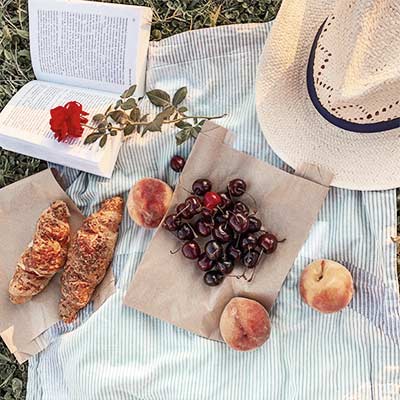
[{"xmin": 0, "ymin": 0, "xmax": 284, "ymax": 398}]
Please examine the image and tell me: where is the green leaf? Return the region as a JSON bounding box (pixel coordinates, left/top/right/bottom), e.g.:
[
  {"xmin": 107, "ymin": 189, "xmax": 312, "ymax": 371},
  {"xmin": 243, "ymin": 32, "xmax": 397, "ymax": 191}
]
[
  {"xmin": 84, "ymin": 133, "xmax": 103, "ymax": 144},
  {"xmin": 121, "ymin": 84, "xmax": 137, "ymax": 99},
  {"xmin": 3, "ymin": 49, "xmax": 12, "ymax": 61},
  {"xmin": 12, "ymin": 378, "xmax": 22, "ymax": 398},
  {"xmin": 2, "ymin": 26, "xmax": 11, "ymax": 41},
  {"xmin": 17, "ymin": 49, "xmax": 30, "ymax": 58},
  {"xmin": 189, "ymin": 126, "xmax": 199, "ymax": 138},
  {"xmin": 120, "ymin": 98, "xmax": 137, "ymax": 110},
  {"xmin": 16, "ymin": 29, "xmax": 29, "ymax": 40},
  {"xmin": 177, "ymin": 106, "xmax": 188, "ymax": 113},
  {"xmin": 146, "ymin": 89, "xmax": 170, "ymax": 107},
  {"xmin": 114, "ymin": 99, "xmax": 122, "ymax": 109},
  {"xmin": 99, "ymin": 135, "xmax": 108, "ymax": 148},
  {"xmin": 144, "ymin": 118, "xmax": 163, "ymax": 133},
  {"xmin": 137, "ymin": 114, "xmax": 148, "ymax": 134},
  {"xmin": 175, "ymin": 120, "xmax": 192, "ymax": 129},
  {"xmin": 172, "ymin": 86, "xmax": 187, "ymax": 106},
  {"xmin": 108, "ymin": 110, "xmax": 126, "ymax": 123},
  {"xmin": 155, "ymin": 105, "xmax": 175, "ymax": 121},
  {"xmin": 0, "ymin": 353, "xmax": 12, "ymax": 364},
  {"xmin": 175, "ymin": 128, "xmax": 191, "ymax": 145},
  {"xmin": 130, "ymin": 107, "xmax": 140, "ymax": 121},
  {"xmin": 124, "ymin": 124, "xmax": 135, "ymax": 136},
  {"xmin": 110, "ymin": 130, "xmax": 118, "ymax": 136},
  {"xmin": 92, "ymin": 113, "xmax": 105, "ymax": 122}
]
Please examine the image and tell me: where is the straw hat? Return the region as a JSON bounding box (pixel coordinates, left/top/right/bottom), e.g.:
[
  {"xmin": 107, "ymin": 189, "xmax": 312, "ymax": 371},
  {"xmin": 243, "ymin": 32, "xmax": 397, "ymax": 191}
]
[{"xmin": 256, "ymin": 0, "xmax": 400, "ymax": 190}]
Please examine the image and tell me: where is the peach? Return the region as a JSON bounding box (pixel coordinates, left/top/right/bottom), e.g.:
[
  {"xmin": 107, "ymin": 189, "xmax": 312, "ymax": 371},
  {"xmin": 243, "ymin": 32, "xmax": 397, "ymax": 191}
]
[
  {"xmin": 127, "ymin": 178, "xmax": 173, "ymax": 229},
  {"xmin": 219, "ymin": 297, "xmax": 271, "ymax": 351},
  {"xmin": 299, "ymin": 259, "xmax": 353, "ymax": 313}
]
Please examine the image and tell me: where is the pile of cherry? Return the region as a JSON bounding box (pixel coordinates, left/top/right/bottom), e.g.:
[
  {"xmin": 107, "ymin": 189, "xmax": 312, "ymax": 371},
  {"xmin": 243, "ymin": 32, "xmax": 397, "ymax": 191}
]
[{"xmin": 162, "ymin": 177, "xmax": 282, "ymax": 286}]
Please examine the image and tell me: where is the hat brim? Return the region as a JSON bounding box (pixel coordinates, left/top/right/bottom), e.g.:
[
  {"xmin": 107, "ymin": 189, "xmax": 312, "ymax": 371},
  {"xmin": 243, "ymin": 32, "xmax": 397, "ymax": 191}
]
[{"xmin": 255, "ymin": 0, "xmax": 400, "ymax": 190}]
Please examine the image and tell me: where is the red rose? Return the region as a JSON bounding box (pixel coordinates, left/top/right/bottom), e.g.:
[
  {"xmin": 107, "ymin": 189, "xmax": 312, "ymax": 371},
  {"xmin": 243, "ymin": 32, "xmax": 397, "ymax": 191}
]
[{"xmin": 50, "ymin": 101, "xmax": 89, "ymax": 142}]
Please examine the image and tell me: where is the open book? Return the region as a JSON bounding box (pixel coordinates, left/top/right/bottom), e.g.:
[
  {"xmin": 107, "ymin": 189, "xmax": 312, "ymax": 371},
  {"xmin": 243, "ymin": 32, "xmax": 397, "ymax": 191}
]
[{"xmin": 0, "ymin": 0, "xmax": 152, "ymax": 178}]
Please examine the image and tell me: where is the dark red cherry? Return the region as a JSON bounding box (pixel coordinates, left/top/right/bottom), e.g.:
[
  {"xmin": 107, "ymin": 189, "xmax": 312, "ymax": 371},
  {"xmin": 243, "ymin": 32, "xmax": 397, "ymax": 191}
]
[
  {"xmin": 258, "ymin": 232, "xmax": 278, "ymax": 254},
  {"xmin": 192, "ymin": 179, "xmax": 212, "ymax": 196},
  {"xmin": 239, "ymin": 233, "xmax": 258, "ymax": 250},
  {"xmin": 228, "ymin": 212, "xmax": 249, "ymax": 233},
  {"xmin": 162, "ymin": 214, "xmax": 181, "ymax": 231},
  {"xmin": 170, "ymin": 155, "xmax": 185, "ymax": 172},
  {"xmin": 201, "ymin": 208, "xmax": 214, "ymax": 221},
  {"xmin": 226, "ymin": 244, "xmax": 242, "ymax": 262},
  {"xmin": 196, "ymin": 219, "xmax": 213, "ymax": 237},
  {"xmin": 182, "ymin": 241, "xmax": 201, "ymax": 259},
  {"xmin": 233, "ymin": 201, "xmax": 249, "ymax": 216},
  {"xmin": 241, "ymin": 249, "xmax": 260, "ymax": 268},
  {"xmin": 214, "ymin": 213, "xmax": 228, "ymax": 224},
  {"xmin": 176, "ymin": 223, "xmax": 195, "ymax": 241},
  {"xmin": 212, "ymin": 224, "xmax": 233, "ymax": 243},
  {"xmin": 219, "ymin": 192, "xmax": 233, "ymax": 209},
  {"xmin": 228, "ymin": 178, "xmax": 247, "ymax": 197},
  {"xmin": 203, "ymin": 270, "xmax": 224, "ymax": 286},
  {"xmin": 197, "ymin": 253, "xmax": 214, "ymax": 272},
  {"xmin": 247, "ymin": 216, "xmax": 262, "ymax": 233},
  {"xmin": 216, "ymin": 259, "xmax": 234, "ymax": 274},
  {"xmin": 176, "ymin": 203, "xmax": 193, "ymax": 219},
  {"xmin": 205, "ymin": 240, "xmax": 223, "ymax": 261},
  {"xmin": 185, "ymin": 196, "xmax": 202, "ymax": 215},
  {"xmin": 204, "ymin": 192, "xmax": 222, "ymax": 210}
]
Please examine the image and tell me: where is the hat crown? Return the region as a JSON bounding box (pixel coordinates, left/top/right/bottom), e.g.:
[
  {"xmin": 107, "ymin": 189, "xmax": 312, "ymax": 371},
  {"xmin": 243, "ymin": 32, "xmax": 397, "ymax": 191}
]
[{"xmin": 314, "ymin": 0, "xmax": 400, "ymax": 124}]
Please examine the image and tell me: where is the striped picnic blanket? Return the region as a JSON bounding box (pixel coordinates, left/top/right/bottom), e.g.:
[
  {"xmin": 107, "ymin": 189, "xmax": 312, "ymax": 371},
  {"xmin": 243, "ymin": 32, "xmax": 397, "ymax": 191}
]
[{"xmin": 27, "ymin": 23, "xmax": 400, "ymax": 399}]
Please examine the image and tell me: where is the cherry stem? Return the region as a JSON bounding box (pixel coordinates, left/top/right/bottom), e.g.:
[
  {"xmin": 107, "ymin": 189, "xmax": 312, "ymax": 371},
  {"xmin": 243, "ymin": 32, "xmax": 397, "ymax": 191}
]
[
  {"xmin": 247, "ymin": 267, "xmax": 257, "ymax": 283},
  {"xmin": 247, "ymin": 249, "xmax": 264, "ymax": 283},
  {"xmin": 216, "ymin": 205, "xmax": 226, "ymax": 215},
  {"xmin": 277, "ymin": 238, "xmax": 286, "ymax": 243},
  {"xmin": 187, "ymin": 223, "xmax": 198, "ymax": 239},
  {"xmin": 242, "ymin": 192, "xmax": 257, "ymax": 214},
  {"xmin": 181, "ymin": 186, "xmax": 192, "ymax": 195},
  {"xmin": 175, "ymin": 203, "xmax": 190, "ymax": 217},
  {"xmin": 235, "ymin": 233, "xmax": 241, "ymax": 247},
  {"xmin": 169, "ymin": 245, "xmax": 182, "ymax": 255},
  {"xmin": 227, "ymin": 273, "xmax": 245, "ymax": 280}
]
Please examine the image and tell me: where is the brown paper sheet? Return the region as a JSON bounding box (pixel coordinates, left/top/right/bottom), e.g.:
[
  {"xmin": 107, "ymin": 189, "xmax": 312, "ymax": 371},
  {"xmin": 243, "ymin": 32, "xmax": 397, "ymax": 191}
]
[
  {"xmin": 0, "ymin": 169, "xmax": 115, "ymax": 363},
  {"xmin": 124, "ymin": 122, "xmax": 332, "ymax": 341}
]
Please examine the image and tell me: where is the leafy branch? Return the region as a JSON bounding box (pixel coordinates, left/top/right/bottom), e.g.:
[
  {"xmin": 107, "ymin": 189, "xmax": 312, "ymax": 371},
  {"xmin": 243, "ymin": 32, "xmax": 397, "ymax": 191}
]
[{"xmin": 84, "ymin": 85, "xmax": 225, "ymax": 148}]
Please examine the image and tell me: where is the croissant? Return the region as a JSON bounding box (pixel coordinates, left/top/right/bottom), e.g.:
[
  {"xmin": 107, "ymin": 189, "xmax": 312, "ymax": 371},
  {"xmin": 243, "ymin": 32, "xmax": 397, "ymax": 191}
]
[
  {"xmin": 9, "ymin": 201, "xmax": 71, "ymax": 304},
  {"xmin": 59, "ymin": 196, "xmax": 123, "ymax": 323}
]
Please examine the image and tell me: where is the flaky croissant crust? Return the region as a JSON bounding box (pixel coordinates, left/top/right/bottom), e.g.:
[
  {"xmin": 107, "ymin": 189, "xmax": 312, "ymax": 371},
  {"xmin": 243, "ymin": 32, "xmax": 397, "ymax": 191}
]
[
  {"xmin": 59, "ymin": 196, "xmax": 123, "ymax": 323},
  {"xmin": 9, "ymin": 200, "xmax": 71, "ymax": 304}
]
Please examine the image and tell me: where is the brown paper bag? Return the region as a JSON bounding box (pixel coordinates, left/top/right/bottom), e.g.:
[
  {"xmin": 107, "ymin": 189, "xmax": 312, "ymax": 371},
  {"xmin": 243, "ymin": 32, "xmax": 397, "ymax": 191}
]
[
  {"xmin": 124, "ymin": 122, "xmax": 332, "ymax": 341},
  {"xmin": 0, "ymin": 169, "xmax": 115, "ymax": 363}
]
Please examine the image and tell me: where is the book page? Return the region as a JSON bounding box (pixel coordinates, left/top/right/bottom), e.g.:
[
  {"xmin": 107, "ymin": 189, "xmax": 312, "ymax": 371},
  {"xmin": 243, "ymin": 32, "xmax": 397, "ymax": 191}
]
[
  {"xmin": 28, "ymin": 0, "xmax": 152, "ymax": 94},
  {"xmin": 0, "ymin": 80, "xmax": 118, "ymax": 162}
]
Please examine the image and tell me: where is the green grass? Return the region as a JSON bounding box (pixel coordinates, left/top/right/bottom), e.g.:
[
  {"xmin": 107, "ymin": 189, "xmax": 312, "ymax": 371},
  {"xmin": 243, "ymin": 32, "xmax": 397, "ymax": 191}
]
[{"xmin": 0, "ymin": 0, "xmax": 281, "ymax": 397}]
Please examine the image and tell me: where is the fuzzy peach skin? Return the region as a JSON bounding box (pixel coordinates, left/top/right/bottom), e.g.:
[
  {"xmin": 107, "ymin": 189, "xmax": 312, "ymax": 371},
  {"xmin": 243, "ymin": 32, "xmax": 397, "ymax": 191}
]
[
  {"xmin": 127, "ymin": 178, "xmax": 173, "ymax": 229},
  {"xmin": 299, "ymin": 259, "xmax": 354, "ymax": 313},
  {"xmin": 219, "ymin": 297, "xmax": 271, "ymax": 351}
]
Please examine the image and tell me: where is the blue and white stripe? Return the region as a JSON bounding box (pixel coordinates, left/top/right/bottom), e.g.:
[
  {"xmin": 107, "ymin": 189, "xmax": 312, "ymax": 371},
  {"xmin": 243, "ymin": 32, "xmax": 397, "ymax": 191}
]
[{"xmin": 28, "ymin": 23, "xmax": 400, "ymax": 400}]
